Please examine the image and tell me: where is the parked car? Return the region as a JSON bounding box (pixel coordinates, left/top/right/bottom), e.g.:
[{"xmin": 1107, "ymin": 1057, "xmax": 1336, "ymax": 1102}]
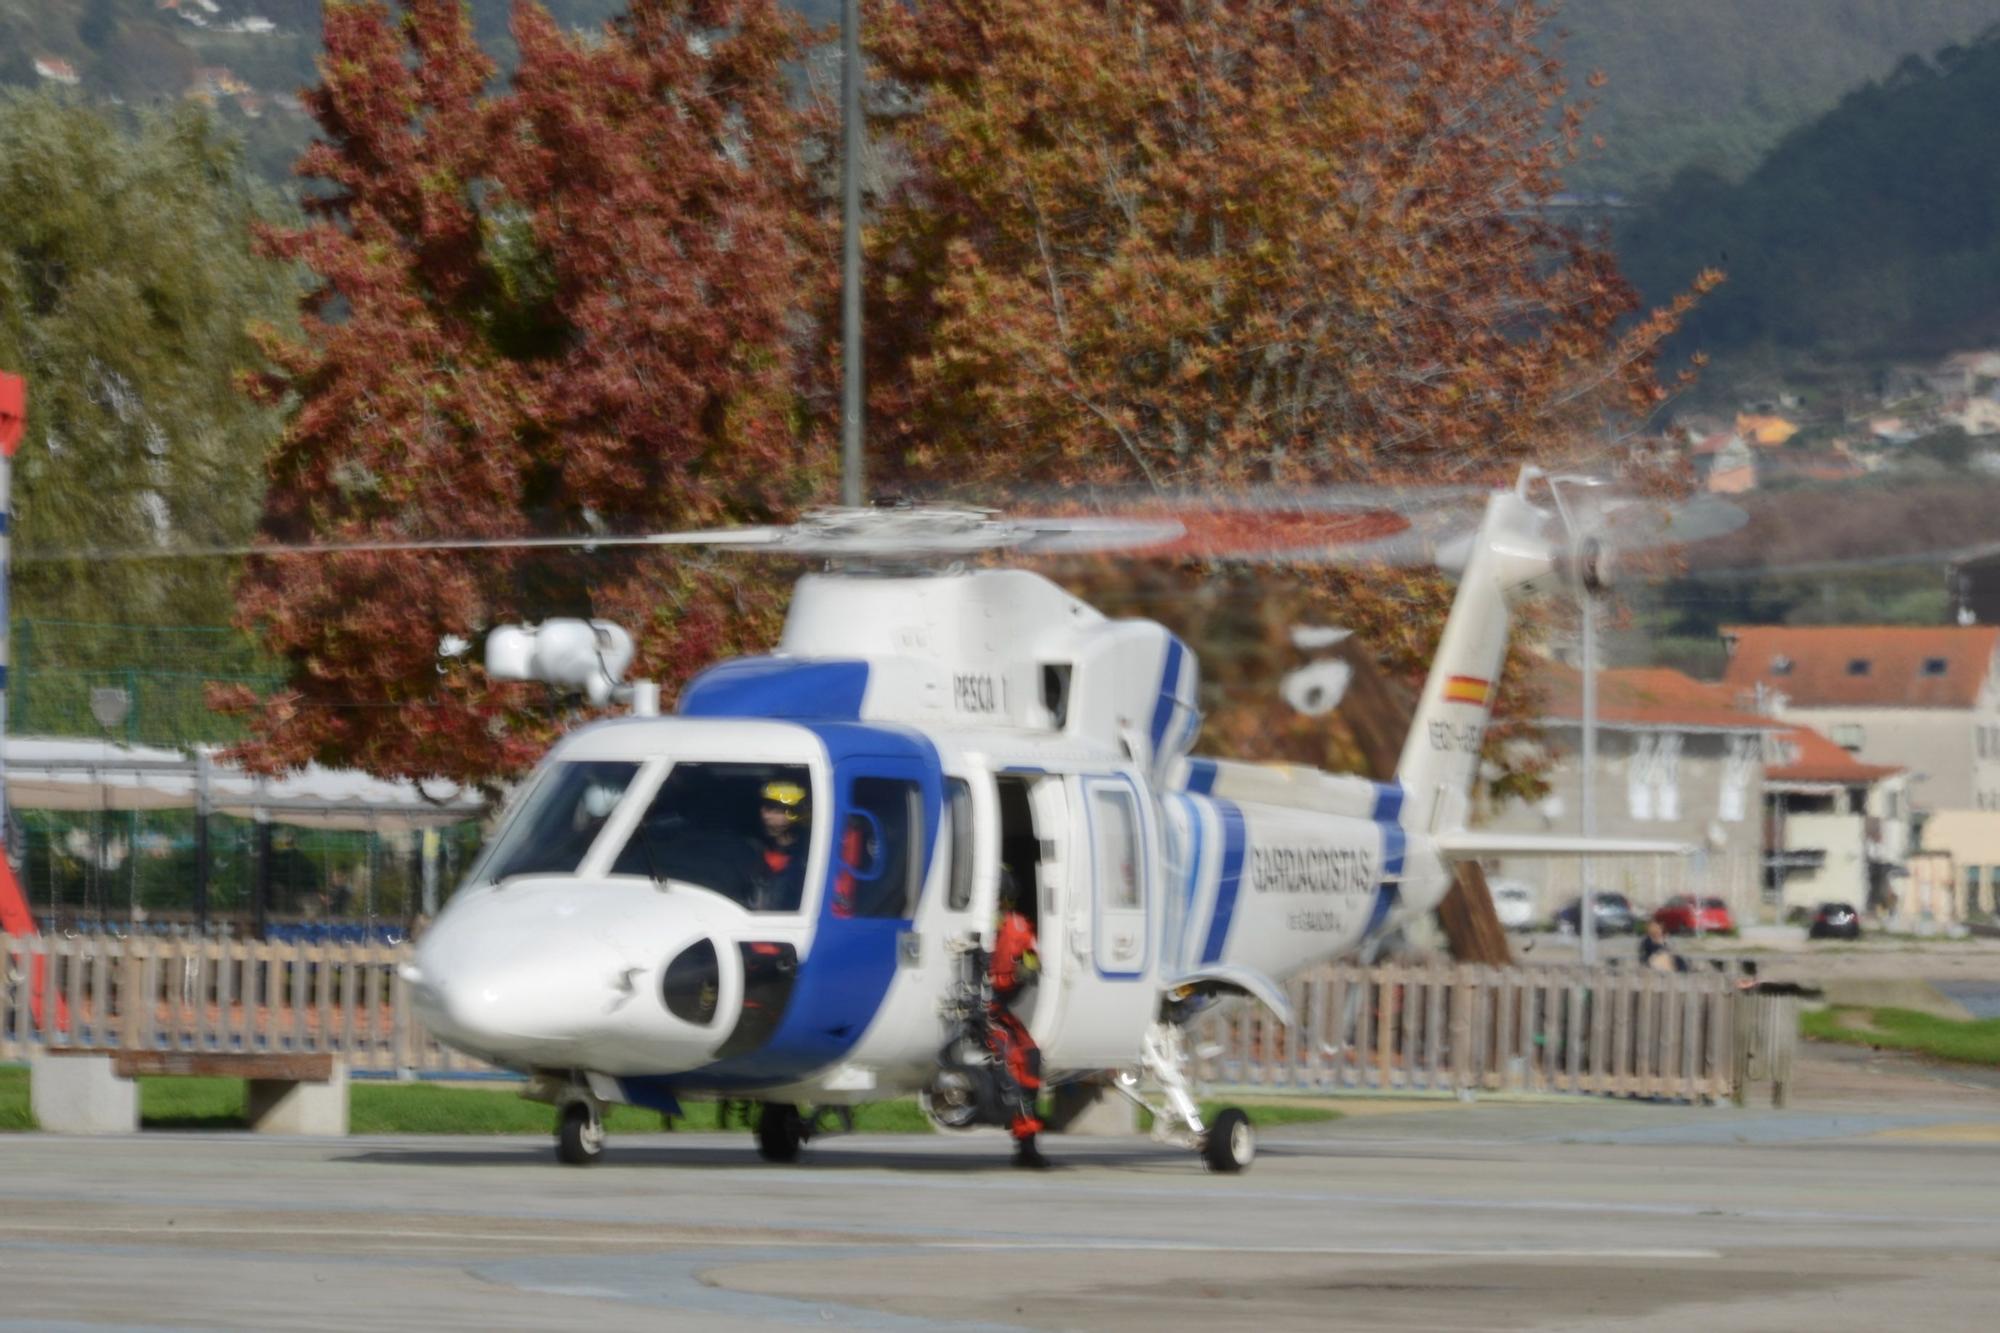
[
  {"xmin": 1653, "ymin": 895, "xmax": 1736, "ymax": 936},
  {"xmin": 1489, "ymin": 879, "xmax": 1538, "ymax": 930},
  {"xmin": 1808, "ymin": 901, "xmax": 1862, "ymax": 941},
  {"xmin": 1554, "ymin": 890, "xmax": 1638, "ymax": 936}
]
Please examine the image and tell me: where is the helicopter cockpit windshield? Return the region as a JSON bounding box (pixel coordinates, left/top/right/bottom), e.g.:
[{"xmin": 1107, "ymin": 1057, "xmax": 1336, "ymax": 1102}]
[
  {"xmin": 609, "ymin": 761, "xmax": 818, "ymax": 911},
  {"xmin": 474, "ymin": 759, "xmax": 640, "ymax": 885}
]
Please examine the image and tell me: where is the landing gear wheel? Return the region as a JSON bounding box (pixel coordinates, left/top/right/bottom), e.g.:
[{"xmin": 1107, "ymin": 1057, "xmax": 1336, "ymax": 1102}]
[
  {"xmin": 556, "ymin": 1099, "xmax": 605, "ymax": 1166},
  {"xmin": 1201, "ymin": 1108, "xmax": 1254, "ymax": 1174},
  {"xmin": 756, "ymin": 1102, "xmax": 806, "ymax": 1163}
]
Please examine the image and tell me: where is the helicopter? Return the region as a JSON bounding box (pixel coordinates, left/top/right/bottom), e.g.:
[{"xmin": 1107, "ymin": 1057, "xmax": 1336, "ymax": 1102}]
[{"xmin": 399, "ymin": 467, "xmax": 1704, "ymax": 1173}]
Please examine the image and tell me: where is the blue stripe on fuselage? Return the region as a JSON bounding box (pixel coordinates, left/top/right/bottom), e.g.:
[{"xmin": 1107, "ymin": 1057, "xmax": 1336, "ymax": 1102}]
[
  {"xmin": 1166, "ymin": 792, "xmax": 1206, "ymax": 973},
  {"xmin": 679, "ymin": 657, "xmax": 869, "ymax": 720},
  {"xmin": 1372, "ymin": 782, "xmax": 1404, "ymax": 823},
  {"xmin": 1199, "ymin": 799, "xmax": 1247, "ymax": 965},
  {"xmin": 1148, "ymin": 638, "xmax": 1185, "ymax": 761},
  {"xmin": 1185, "ymin": 758, "xmax": 1218, "ymax": 795},
  {"xmin": 1365, "ymin": 821, "xmax": 1408, "ymax": 938}
]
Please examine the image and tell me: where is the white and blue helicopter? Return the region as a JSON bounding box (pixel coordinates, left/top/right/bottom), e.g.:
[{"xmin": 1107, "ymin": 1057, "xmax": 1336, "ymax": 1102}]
[{"xmin": 404, "ymin": 470, "xmax": 1702, "ymax": 1172}]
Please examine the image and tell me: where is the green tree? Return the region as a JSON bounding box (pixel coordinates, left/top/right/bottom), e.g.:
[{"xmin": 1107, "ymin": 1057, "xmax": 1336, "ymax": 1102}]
[{"xmin": 0, "ymin": 89, "xmax": 299, "ymax": 632}]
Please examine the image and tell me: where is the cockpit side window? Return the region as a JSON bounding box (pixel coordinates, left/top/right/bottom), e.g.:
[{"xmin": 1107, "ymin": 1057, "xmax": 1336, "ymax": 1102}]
[
  {"xmin": 840, "ymin": 777, "xmax": 923, "ymax": 919},
  {"xmin": 479, "ymin": 761, "xmax": 639, "ymax": 883},
  {"xmin": 612, "ymin": 761, "xmax": 815, "ymax": 912}
]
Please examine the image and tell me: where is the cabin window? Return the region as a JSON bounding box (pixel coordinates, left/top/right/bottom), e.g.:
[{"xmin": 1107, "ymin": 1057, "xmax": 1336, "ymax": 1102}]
[
  {"xmin": 841, "ymin": 777, "xmax": 924, "ymax": 919},
  {"xmin": 1922, "ymin": 656, "xmax": 1949, "ymax": 677},
  {"xmin": 478, "ymin": 760, "xmax": 639, "ymax": 883},
  {"xmin": 945, "ymin": 779, "xmax": 975, "ymax": 912},
  {"xmin": 1041, "ymin": 664, "xmax": 1073, "ymax": 729},
  {"xmin": 1846, "ymin": 658, "xmax": 1871, "ymax": 676},
  {"xmin": 1091, "ymin": 787, "xmax": 1142, "ymax": 909},
  {"xmin": 611, "ymin": 761, "xmax": 815, "ymax": 911}
]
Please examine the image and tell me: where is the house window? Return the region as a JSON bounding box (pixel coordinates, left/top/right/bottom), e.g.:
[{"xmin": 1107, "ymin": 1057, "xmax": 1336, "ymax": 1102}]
[
  {"xmin": 1770, "ymin": 655, "xmax": 1793, "ymax": 676},
  {"xmin": 1831, "ymin": 723, "xmax": 1864, "ymax": 751},
  {"xmin": 1922, "ymin": 657, "xmax": 1949, "ymax": 677},
  {"xmin": 1846, "ymin": 659, "xmax": 1871, "ymax": 677}
]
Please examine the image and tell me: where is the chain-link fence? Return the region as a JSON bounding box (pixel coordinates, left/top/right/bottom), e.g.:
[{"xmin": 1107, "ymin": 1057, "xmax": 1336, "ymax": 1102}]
[
  {"xmin": 8, "ymin": 807, "xmax": 487, "ymax": 937},
  {"xmin": 9, "ymin": 619, "xmax": 284, "ymax": 748},
  {"xmin": 6, "ymin": 619, "xmax": 486, "ymax": 935}
]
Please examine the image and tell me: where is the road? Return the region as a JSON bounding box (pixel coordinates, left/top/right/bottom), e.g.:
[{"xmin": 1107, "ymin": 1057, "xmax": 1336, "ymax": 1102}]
[{"xmin": 3, "ymin": 1054, "xmax": 1998, "ymax": 1331}]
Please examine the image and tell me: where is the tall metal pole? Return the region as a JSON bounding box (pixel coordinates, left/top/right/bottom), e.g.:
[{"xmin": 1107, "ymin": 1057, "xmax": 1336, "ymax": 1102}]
[
  {"xmin": 0, "ymin": 368, "xmax": 28, "ymax": 868},
  {"xmin": 1579, "ymin": 589, "xmax": 1599, "ymax": 966},
  {"xmin": 0, "ymin": 369, "xmax": 22, "ymax": 866},
  {"xmin": 839, "ymin": 0, "xmax": 865, "ymax": 507},
  {"xmin": 1549, "ymin": 476, "xmax": 1604, "ymax": 967}
]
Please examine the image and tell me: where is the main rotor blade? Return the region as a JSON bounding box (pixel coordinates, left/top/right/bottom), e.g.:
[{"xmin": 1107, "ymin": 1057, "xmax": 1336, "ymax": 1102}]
[{"xmin": 11, "ymin": 528, "xmax": 789, "ymax": 564}]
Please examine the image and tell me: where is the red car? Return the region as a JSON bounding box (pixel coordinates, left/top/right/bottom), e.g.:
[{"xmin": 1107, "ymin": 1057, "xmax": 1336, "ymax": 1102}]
[{"xmin": 1653, "ymin": 895, "xmax": 1735, "ymax": 935}]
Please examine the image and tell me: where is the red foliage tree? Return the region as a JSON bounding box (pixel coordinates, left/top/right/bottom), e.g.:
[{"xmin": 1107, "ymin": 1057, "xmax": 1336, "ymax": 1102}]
[{"xmin": 231, "ymin": 0, "xmax": 823, "ymax": 784}]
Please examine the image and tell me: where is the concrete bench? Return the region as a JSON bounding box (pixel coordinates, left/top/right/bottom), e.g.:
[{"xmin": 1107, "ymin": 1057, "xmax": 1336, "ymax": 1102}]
[{"xmin": 29, "ymin": 1050, "xmax": 348, "ymax": 1136}]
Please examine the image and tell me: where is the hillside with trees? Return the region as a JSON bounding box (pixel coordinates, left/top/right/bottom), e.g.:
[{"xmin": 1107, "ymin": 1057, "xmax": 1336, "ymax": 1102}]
[
  {"xmin": 10, "ymin": 2, "xmax": 2000, "ymax": 199},
  {"xmin": 1618, "ymin": 27, "xmax": 2000, "ymax": 364},
  {"xmin": 0, "ymin": 1, "xmax": 627, "ymax": 179},
  {"xmin": 1559, "ymin": 0, "xmax": 2000, "ymax": 193}
]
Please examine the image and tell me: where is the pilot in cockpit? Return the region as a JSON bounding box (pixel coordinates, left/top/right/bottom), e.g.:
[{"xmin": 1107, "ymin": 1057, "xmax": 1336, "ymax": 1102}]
[{"xmin": 751, "ymin": 780, "xmax": 811, "ymax": 911}]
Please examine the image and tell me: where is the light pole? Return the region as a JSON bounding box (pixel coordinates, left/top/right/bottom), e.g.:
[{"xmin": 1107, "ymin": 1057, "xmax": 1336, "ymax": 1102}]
[
  {"xmin": 90, "ymin": 686, "xmax": 130, "ymax": 926},
  {"xmin": 0, "ymin": 369, "xmax": 24, "ymax": 872},
  {"xmin": 1547, "ymin": 476, "xmax": 1609, "ymax": 966}
]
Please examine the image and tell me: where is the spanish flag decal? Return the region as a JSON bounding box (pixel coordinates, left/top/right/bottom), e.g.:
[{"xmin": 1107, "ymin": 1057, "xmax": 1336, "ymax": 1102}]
[{"xmin": 1443, "ymin": 675, "xmax": 1492, "ymax": 707}]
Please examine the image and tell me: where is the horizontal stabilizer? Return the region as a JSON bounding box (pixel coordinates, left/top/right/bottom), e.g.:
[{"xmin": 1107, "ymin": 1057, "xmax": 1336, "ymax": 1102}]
[
  {"xmin": 1434, "ymin": 831, "xmax": 1692, "ymax": 860},
  {"xmin": 1164, "ymin": 964, "xmax": 1297, "ymax": 1028}
]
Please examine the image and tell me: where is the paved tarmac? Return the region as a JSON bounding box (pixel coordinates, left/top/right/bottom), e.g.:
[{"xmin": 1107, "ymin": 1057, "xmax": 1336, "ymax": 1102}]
[{"xmin": 4, "ymin": 1060, "xmax": 2000, "ymax": 1333}]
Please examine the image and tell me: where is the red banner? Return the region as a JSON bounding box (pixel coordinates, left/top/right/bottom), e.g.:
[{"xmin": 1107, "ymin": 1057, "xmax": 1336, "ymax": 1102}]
[{"xmin": 0, "ymin": 370, "xmax": 23, "ymax": 455}]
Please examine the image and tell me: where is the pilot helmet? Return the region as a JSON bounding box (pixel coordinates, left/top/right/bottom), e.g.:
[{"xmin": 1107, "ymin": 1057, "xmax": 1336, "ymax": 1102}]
[{"xmin": 761, "ymin": 779, "xmax": 809, "ymax": 824}]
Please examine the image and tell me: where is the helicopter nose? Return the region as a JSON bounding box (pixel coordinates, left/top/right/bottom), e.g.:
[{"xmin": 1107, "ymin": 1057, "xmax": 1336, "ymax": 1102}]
[
  {"xmin": 412, "ymin": 922, "xmax": 628, "ymax": 1064},
  {"xmin": 408, "ymin": 885, "xmax": 736, "ymax": 1072}
]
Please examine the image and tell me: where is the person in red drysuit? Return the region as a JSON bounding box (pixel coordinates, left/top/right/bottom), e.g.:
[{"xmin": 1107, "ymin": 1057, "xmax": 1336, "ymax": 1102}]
[{"xmin": 989, "ymin": 871, "xmax": 1048, "ymax": 1168}]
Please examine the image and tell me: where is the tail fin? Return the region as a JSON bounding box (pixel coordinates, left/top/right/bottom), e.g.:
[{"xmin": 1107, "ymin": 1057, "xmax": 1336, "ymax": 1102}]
[{"xmin": 1395, "ymin": 484, "xmax": 1566, "ymax": 837}]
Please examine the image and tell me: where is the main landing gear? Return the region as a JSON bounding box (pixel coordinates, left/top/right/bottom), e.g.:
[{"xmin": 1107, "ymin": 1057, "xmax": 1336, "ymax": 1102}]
[
  {"xmin": 753, "ymin": 1101, "xmax": 855, "ymax": 1162},
  {"xmin": 1111, "ymin": 1022, "xmax": 1256, "ymax": 1174}
]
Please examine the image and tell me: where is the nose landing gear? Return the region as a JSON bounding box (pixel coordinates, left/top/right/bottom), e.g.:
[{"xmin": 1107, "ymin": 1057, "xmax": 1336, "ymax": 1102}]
[{"xmin": 555, "ymin": 1090, "xmax": 606, "ymax": 1166}]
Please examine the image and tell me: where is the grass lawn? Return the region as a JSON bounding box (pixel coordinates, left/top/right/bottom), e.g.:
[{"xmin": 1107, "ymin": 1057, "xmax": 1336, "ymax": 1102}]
[
  {"xmin": 1802, "ymin": 1006, "xmax": 2000, "ymax": 1066},
  {"xmin": 0, "ymin": 1066, "xmax": 1337, "ymax": 1134}
]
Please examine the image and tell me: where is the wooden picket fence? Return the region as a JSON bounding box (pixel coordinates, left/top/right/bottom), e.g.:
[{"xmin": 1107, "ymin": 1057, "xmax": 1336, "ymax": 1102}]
[
  {"xmin": 4, "ymin": 935, "xmax": 1778, "ymax": 1102},
  {"xmin": 1191, "ymin": 960, "xmax": 1755, "ymax": 1101},
  {"xmin": 0, "ymin": 933, "xmax": 485, "ymax": 1076}
]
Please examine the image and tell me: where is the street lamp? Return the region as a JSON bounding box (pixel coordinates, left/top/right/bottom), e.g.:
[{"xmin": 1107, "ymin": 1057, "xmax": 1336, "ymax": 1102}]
[
  {"xmin": 1545, "ymin": 476, "xmax": 1611, "ymax": 966},
  {"xmin": 89, "ymin": 686, "xmax": 130, "ymax": 927}
]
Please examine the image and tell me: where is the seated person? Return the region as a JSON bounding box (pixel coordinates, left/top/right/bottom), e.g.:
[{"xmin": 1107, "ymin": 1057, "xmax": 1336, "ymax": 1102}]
[{"xmin": 751, "ymin": 780, "xmax": 812, "ymax": 911}]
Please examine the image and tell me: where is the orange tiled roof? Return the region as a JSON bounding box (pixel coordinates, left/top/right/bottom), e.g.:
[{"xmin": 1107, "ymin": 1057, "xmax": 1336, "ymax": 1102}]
[
  {"xmin": 1721, "ymin": 625, "xmax": 2000, "ymax": 708},
  {"xmin": 1736, "ymin": 413, "xmax": 1798, "ymax": 447},
  {"xmin": 1768, "ymin": 726, "xmax": 1902, "ymax": 783},
  {"xmin": 1535, "ymin": 663, "xmax": 1779, "ymax": 731}
]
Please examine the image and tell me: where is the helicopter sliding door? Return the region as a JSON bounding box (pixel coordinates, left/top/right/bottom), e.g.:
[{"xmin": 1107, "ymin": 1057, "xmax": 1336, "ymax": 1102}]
[{"xmin": 1026, "ymin": 772, "xmax": 1158, "ymax": 1070}]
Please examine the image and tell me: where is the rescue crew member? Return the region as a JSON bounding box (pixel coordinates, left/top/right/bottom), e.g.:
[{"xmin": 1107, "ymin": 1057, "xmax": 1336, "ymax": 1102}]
[
  {"xmin": 989, "ymin": 871, "xmax": 1048, "ymax": 1168},
  {"xmin": 752, "ymin": 780, "xmax": 811, "ymax": 911}
]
